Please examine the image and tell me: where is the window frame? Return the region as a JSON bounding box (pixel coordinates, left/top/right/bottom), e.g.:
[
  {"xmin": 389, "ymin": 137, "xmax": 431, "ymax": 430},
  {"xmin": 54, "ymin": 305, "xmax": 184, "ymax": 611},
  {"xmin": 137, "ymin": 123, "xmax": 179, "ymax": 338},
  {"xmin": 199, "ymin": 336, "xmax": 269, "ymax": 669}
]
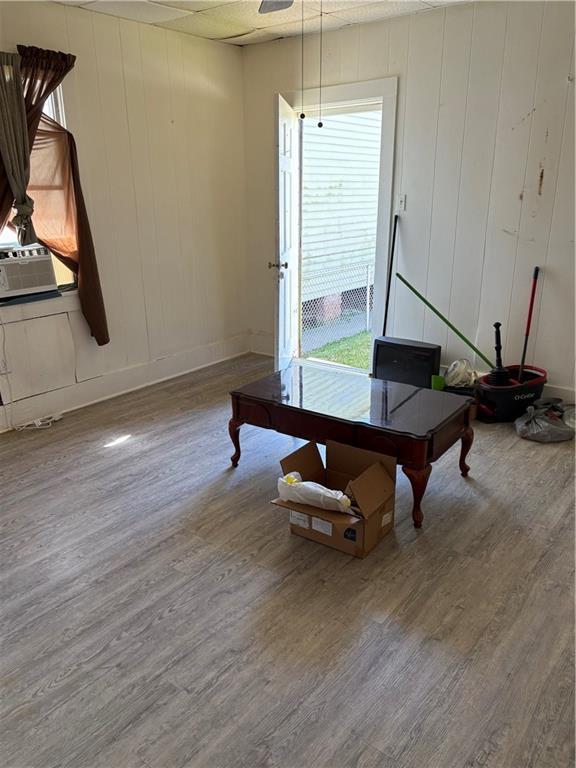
[{"xmin": 0, "ymin": 85, "xmax": 76, "ymax": 294}]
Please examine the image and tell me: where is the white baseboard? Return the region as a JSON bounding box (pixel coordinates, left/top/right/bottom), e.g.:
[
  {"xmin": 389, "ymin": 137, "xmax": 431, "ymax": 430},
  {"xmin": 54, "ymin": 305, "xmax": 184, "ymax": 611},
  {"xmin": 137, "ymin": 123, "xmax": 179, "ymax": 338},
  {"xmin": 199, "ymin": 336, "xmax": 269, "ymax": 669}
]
[
  {"xmin": 249, "ymin": 330, "xmax": 274, "ymax": 356},
  {"xmin": 1, "ymin": 332, "xmax": 571, "ymax": 433},
  {"xmin": 543, "ymin": 383, "xmax": 575, "ymax": 402},
  {"xmin": 0, "ymin": 332, "xmax": 252, "ymax": 432}
]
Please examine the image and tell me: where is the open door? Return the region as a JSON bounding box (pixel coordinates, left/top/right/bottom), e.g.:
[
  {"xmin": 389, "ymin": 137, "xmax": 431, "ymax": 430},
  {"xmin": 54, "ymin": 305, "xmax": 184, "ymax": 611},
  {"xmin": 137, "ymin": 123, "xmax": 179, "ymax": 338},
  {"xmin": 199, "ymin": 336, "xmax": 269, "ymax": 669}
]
[
  {"xmin": 274, "ymin": 94, "xmax": 300, "ymax": 371},
  {"xmin": 371, "ymin": 78, "xmax": 398, "ymax": 369}
]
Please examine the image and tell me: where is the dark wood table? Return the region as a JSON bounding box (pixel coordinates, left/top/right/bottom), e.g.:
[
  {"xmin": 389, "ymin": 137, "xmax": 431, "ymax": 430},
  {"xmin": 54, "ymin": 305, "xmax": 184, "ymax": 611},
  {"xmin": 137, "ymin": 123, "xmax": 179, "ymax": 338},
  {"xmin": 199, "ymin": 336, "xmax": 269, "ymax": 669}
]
[{"xmin": 229, "ymin": 364, "xmax": 474, "ymax": 527}]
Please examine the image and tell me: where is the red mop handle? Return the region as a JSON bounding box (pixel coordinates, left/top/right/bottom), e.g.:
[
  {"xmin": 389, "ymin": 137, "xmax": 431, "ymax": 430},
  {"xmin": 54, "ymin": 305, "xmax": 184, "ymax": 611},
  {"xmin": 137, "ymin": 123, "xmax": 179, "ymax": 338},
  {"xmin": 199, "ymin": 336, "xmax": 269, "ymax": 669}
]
[{"xmin": 518, "ymin": 266, "xmax": 540, "ymax": 382}]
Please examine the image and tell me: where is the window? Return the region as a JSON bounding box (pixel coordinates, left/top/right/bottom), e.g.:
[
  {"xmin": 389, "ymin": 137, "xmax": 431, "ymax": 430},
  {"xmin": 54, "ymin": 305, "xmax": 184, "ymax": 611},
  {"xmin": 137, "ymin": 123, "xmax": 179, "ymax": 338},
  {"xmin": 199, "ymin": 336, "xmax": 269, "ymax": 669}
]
[
  {"xmin": 44, "ymin": 88, "xmax": 65, "ymax": 127},
  {"xmin": 0, "ymin": 86, "xmax": 75, "ymax": 290}
]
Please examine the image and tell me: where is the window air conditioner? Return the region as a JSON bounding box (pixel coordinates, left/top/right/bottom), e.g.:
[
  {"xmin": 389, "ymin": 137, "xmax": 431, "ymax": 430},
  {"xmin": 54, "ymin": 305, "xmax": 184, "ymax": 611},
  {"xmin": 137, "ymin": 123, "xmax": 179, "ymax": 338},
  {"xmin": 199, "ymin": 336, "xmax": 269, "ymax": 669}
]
[{"xmin": 0, "ymin": 246, "xmax": 58, "ymax": 301}]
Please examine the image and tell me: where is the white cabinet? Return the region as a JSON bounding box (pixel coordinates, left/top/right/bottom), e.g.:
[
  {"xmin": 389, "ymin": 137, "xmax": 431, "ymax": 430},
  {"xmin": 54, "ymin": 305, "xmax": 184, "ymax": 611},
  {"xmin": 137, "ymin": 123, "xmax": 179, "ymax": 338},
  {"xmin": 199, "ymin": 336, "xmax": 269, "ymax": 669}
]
[{"xmin": 1, "ymin": 311, "xmax": 76, "ymax": 401}]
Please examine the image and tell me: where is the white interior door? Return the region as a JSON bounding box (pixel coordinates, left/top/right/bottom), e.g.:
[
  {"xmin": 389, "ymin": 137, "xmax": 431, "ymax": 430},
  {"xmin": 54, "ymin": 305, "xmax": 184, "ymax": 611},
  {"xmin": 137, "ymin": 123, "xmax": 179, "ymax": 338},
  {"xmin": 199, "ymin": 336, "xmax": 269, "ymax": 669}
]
[{"xmin": 274, "ymin": 94, "xmax": 300, "ymax": 371}]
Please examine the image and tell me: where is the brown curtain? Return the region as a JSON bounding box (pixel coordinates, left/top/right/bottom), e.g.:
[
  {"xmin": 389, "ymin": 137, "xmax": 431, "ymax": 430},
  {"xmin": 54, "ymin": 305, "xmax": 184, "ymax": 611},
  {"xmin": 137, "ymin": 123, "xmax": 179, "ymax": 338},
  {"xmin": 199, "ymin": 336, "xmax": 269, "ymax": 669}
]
[
  {"xmin": 18, "ymin": 45, "xmax": 76, "ymax": 148},
  {"xmin": 0, "ymin": 46, "xmax": 74, "ymax": 232},
  {"xmin": 0, "ymin": 52, "xmax": 36, "ymax": 244},
  {"xmin": 30, "ymin": 115, "xmax": 109, "ymax": 346},
  {"xmin": 0, "ymin": 45, "xmax": 109, "ymax": 346}
]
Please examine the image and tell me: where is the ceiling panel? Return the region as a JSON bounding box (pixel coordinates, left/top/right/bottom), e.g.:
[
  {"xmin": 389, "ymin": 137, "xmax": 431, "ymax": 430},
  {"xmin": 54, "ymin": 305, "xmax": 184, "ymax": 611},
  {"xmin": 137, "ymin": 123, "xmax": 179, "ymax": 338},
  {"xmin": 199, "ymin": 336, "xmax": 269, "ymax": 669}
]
[
  {"xmin": 221, "ymin": 27, "xmax": 281, "ymax": 45},
  {"xmin": 307, "ymin": 0, "xmax": 379, "ymax": 12},
  {"xmin": 423, "ymin": 0, "xmax": 468, "ymax": 5},
  {"xmin": 159, "ymin": 11, "xmax": 252, "ymax": 38},
  {"xmin": 329, "ymin": 1, "xmax": 428, "ymax": 22},
  {"xmin": 56, "ymin": 0, "xmax": 470, "ymax": 45},
  {"xmin": 263, "ymin": 12, "xmax": 348, "ymax": 37},
  {"xmin": 88, "ymin": 0, "xmax": 190, "ymax": 22},
  {"xmin": 202, "ymin": 0, "xmax": 319, "ymax": 29},
  {"xmin": 154, "ymin": 1, "xmax": 242, "ymax": 11}
]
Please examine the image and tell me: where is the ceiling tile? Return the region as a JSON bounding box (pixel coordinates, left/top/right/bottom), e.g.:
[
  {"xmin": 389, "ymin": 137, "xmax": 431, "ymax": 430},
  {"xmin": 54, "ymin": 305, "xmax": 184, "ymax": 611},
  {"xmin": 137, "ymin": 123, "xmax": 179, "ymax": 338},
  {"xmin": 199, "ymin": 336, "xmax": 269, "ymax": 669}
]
[
  {"xmin": 221, "ymin": 27, "xmax": 281, "ymax": 44},
  {"xmin": 158, "ymin": 11, "xmax": 252, "ymax": 37},
  {"xmin": 88, "ymin": 1, "xmax": 190, "ymax": 23},
  {"xmin": 57, "ymin": 0, "xmax": 454, "ymax": 44},
  {"xmin": 153, "ymin": 1, "xmax": 240, "ymax": 11},
  {"xmin": 329, "ymin": 1, "xmax": 428, "ymax": 22},
  {"xmin": 308, "ymin": 0, "xmax": 376, "ymax": 12},
  {"xmin": 264, "ymin": 12, "xmax": 347, "ymax": 36},
  {"xmin": 422, "ymin": 0, "xmax": 468, "ymax": 5},
  {"xmin": 201, "ymin": 0, "xmax": 318, "ymax": 29}
]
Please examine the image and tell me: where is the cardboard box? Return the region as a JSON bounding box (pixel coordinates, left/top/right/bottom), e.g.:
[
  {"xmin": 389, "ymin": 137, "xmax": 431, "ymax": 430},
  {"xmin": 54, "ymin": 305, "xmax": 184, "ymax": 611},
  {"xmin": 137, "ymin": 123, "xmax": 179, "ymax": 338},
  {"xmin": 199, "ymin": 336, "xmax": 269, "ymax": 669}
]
[{"xmin": 271, "ymin": 441, "xmax": 396, "ymax": 558}]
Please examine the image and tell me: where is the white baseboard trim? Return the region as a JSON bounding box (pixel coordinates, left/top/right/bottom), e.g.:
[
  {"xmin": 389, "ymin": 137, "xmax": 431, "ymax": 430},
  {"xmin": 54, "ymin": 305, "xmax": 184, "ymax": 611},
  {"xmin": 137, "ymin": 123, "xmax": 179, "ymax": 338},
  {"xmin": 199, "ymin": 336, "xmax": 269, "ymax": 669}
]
[
  {"xmin": 543, "ymin": 383, "xmax": 575, "ymax": 402},
  {"xmin": 249, "ymin": 330, "xmax": 274, "ymax": 356},
  {"xmin": 0, "ymin": 332, "xmax": 252, "ymax": 432},
  {"xmin": 1, "ymin": 335, "xmax": 571, "ymax": 433}
]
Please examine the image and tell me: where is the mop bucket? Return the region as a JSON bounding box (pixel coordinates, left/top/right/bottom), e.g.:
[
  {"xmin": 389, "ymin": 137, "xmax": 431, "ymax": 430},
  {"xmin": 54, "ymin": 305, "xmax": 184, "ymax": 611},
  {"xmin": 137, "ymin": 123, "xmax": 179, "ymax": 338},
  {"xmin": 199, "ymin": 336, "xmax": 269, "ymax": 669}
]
[{"xmin": 476, "ymin": 365, "xmax": 547, "ymax": 423}]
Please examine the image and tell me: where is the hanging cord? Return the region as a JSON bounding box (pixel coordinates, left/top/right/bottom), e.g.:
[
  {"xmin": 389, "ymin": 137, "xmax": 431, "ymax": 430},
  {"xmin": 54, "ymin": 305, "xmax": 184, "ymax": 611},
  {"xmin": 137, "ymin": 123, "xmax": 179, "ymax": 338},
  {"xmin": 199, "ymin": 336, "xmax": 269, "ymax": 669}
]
[
  {"xmin": 300, "ymin": 0, "xmax": 305, "ymax": 119},
  {"xmin": 318, "ymin": 0, "xmax": 323, "ymax": 128}
]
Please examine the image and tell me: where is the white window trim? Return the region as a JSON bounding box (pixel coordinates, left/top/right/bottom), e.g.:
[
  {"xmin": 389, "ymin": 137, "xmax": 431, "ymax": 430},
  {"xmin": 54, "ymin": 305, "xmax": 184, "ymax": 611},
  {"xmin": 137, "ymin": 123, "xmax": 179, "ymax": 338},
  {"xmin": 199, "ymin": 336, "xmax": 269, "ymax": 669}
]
[{"xmin": 284, "ymin": 77, "xmax": 398, "ymax": 115}]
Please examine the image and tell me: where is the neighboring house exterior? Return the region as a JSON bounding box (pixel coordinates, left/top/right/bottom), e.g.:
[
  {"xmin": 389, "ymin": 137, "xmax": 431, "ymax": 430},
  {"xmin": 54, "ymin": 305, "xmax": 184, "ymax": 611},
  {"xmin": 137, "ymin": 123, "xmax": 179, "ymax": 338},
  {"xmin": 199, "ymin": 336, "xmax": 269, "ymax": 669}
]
[{"xmin": 301, "ymin": 109, "xmax": 382, "ymax": 310}]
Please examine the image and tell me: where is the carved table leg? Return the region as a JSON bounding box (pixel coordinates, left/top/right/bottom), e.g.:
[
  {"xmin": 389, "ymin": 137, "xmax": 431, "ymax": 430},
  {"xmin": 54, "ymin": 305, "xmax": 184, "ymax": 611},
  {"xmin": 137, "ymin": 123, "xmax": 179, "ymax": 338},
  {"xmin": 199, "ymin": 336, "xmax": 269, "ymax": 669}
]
[
  {"xmin": 459, "ymin": 426, "xmax": 474, "ymax": 477},
  {"xmin": 228, "ymin": 419, "xmax": 242, "ymax": 467},
  {"xmin": 402, "ymin": 464, "xmax": 432, "ymax": 529}
]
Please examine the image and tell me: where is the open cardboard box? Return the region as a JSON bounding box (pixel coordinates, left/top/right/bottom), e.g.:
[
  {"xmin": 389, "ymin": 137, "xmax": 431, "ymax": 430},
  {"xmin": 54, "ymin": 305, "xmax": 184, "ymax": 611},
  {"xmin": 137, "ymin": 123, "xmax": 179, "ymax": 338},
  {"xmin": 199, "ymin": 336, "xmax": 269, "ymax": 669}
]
[{"xmin": 271, "ymin": 441, "xmax": 396, "ymax": 558}]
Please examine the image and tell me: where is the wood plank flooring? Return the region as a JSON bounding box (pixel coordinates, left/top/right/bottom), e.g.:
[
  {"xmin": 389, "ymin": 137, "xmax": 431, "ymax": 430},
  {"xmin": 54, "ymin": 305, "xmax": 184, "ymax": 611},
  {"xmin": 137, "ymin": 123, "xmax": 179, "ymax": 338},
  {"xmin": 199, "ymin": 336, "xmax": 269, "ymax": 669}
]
[{"xmin": 1, "ymin": 353, "xmax": 574, "ymax": 768}]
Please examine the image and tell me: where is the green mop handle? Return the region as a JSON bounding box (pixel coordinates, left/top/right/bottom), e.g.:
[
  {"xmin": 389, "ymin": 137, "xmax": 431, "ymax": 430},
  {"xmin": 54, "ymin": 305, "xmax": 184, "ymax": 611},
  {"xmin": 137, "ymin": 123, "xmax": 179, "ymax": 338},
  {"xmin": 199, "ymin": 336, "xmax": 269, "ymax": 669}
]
[{"xmin": 396, "ymin": 272, "xmax": 494, "ymax": 369}]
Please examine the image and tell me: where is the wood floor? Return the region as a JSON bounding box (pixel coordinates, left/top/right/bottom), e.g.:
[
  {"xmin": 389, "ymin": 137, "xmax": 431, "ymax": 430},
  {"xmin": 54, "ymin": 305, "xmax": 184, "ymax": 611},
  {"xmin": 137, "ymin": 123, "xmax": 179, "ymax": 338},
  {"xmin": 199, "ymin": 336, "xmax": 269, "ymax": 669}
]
[{"xmin": 1, "ymin": 353, "xmax": 574, "ymax": 768}]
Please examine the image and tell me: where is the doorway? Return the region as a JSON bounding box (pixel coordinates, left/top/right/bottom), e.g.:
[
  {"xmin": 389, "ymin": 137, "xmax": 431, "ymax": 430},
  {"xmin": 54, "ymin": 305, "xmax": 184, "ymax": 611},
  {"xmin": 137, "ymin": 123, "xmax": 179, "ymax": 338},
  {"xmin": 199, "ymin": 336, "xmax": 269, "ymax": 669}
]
[
  {"xmin": 300, "ymin": 107, "xmax": 382, "ymax": 369},
  {"xmin": 274, "ymin": 78, "xmax": 397, "ymax": 373}
]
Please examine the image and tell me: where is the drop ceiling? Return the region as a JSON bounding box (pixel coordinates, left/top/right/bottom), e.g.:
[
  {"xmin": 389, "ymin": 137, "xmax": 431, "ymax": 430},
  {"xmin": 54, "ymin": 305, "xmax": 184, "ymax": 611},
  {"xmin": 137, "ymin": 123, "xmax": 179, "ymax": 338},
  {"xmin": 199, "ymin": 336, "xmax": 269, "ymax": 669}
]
[{"xmin": 56, "ymin": 0, "xmax": 464, "ymax": 45}]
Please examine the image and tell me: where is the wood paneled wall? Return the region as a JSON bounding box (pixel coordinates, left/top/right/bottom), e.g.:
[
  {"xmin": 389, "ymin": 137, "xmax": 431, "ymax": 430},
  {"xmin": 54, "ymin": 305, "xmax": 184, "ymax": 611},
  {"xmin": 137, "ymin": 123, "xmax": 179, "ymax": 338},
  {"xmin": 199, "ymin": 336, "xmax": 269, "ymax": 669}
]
[
  {"xmin": 243, "ymin": 1, "xmax": 575, "ymax": 395},
  {"xmin": 0, "ymin": 1, "xmax": 248, "ymax": 426}
]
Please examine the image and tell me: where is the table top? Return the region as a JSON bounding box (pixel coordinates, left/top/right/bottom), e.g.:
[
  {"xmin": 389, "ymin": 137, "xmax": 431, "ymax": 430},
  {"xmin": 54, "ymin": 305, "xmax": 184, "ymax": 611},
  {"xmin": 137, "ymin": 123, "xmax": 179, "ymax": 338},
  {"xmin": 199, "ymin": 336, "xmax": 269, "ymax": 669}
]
[{"xmin": 231, "ymin": 364, "xmax": 473, "ymax": 440}]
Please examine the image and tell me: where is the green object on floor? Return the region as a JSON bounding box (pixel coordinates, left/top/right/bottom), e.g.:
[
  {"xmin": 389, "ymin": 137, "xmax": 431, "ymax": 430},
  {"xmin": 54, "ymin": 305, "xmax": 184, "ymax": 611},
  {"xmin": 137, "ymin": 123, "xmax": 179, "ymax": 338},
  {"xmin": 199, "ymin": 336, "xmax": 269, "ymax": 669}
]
[
  {"xmin": 431, "ymin": 374, "xmax": 445, "ymax": 391},
  {"xmin": 305, "ymin": 331, "xmax": 371, "ymax": 369}
]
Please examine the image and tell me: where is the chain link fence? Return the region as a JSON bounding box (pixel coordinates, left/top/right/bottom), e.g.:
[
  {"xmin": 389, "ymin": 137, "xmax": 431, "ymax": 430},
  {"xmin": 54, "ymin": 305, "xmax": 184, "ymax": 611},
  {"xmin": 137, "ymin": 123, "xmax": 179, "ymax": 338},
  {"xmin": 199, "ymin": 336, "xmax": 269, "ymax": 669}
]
[{"xmin": 301, "ymin": 263, "xmax": 374, "ymax": 368}]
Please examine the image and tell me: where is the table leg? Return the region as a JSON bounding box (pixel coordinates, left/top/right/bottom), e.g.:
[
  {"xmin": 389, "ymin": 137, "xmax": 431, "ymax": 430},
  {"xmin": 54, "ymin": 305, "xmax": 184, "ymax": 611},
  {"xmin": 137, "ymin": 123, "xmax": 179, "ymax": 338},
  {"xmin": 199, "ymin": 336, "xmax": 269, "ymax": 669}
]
[
  {"xmin": 459, "ymin": 426, "xmax": 474, "ymax": 477},
  {"xmin": 228, "ymin": 419, "xmax": 242, "ymax": 467},
  {"xmin": 402, "ymin": 464, "xmax": 432, "ymax": 528}
]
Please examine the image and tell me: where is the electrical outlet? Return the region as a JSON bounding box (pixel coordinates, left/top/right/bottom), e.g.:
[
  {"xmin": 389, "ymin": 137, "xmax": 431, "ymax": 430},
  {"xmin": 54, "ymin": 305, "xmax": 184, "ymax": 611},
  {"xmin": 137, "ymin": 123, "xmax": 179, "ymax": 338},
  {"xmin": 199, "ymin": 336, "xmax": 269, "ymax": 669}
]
[
  {"xmin": 398, "ymin": 194, "xmax": 407, "ymax": 212},
  {"xmin": 0, "ymin": 358, "xmax": 10, "ymax": 375}
]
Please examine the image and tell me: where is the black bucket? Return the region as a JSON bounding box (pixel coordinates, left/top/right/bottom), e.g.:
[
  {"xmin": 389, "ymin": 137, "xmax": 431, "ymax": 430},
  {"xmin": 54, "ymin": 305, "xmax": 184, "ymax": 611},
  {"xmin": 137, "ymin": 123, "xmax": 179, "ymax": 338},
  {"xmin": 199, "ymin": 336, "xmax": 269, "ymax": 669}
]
[{"xmin": 476, "ymin": 365, "xmax": 547, "ymax": 423}]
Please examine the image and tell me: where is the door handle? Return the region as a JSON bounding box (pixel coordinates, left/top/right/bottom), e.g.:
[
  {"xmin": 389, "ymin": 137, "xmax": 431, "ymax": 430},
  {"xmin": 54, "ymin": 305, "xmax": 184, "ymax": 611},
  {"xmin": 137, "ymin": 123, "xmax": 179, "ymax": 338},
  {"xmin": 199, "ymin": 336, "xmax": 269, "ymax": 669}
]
[{"xmin": 268, "ymin": 261, "xmax": 289, "ymax": 269}]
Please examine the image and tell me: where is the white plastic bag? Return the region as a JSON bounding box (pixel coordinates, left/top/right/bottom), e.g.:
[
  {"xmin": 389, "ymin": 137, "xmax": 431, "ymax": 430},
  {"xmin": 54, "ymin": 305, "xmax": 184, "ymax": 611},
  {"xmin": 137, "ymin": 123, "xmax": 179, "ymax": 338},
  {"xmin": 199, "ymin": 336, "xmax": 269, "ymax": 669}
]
[
  {"xmin": 445, "ymin": 359, "xmax": 477, "ymax": 388},
  {"xmin": 278, "ymin": 472, "xmax": 352, "ymax": 513}
]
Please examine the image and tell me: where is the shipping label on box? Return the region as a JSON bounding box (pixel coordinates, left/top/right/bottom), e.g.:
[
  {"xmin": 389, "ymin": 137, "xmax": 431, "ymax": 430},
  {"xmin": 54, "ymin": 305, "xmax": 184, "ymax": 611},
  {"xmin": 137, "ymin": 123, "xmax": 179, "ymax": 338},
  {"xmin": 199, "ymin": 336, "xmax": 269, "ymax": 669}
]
[
  {"xmin": 381, "ymin": 511, "xmax": 393, "ymax": 528},
  {"xmin": 289, "ymin": 510, "xmax": 310, "ymax": 529},
  {"xmin": 311, "ymin": 517, "xmax": 333, "ymax": 536}
]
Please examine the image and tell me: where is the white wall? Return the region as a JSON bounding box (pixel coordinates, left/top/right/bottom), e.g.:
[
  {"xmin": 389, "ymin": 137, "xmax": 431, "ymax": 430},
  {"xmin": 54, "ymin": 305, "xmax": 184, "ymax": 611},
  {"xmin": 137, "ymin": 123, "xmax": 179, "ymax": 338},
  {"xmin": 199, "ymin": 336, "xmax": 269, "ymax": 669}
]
[
  {"xmin": 0, "ymin": 1, "xmax": 249, "ymax": 428},
  {"xmin": 243, "ymin": 1, "xmax": 575, "ymax": 397}
]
